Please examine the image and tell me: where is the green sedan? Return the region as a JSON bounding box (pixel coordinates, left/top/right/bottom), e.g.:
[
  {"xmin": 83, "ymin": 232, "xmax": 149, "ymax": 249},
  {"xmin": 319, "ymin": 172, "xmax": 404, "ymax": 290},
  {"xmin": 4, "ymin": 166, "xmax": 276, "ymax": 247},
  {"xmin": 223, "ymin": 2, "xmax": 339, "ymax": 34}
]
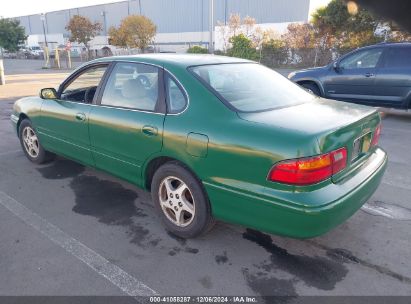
[{"xmin": 11, "ymin": 54, "xmax": 387, "ymax": 239}]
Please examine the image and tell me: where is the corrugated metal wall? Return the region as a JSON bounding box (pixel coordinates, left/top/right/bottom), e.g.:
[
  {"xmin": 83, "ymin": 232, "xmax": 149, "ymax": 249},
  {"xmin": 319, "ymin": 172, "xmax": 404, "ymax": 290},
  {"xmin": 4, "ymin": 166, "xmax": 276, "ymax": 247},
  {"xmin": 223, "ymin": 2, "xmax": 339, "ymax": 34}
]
[{"xmin": 16, "ymin": 0, "xmax": 310, "ymax": 35}]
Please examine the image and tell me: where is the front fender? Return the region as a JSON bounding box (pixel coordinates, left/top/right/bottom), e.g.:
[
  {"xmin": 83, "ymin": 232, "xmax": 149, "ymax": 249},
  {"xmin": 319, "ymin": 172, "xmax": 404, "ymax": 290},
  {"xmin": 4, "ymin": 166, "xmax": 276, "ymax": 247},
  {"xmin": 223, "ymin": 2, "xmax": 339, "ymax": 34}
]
[{"xmin": 12, "ymin": 96, "xmax": 44, "ymax": 135}]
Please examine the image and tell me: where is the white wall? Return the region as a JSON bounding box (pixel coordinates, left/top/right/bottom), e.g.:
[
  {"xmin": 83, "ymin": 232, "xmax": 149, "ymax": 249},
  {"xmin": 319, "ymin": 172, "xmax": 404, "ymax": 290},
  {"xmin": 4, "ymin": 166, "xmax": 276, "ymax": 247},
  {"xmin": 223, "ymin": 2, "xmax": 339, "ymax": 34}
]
[{"xmin": 214, "ymin": 22, "xmax": 302, "ymax": 51}]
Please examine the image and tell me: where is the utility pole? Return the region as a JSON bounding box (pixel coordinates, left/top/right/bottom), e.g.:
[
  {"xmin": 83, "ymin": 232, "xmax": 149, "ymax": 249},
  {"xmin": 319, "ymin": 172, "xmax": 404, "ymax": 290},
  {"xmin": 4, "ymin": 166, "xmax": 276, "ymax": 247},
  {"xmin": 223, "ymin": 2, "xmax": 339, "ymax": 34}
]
[{"xmin": 209, "ymin": 0, "xmax": 214, "ymax": 54}]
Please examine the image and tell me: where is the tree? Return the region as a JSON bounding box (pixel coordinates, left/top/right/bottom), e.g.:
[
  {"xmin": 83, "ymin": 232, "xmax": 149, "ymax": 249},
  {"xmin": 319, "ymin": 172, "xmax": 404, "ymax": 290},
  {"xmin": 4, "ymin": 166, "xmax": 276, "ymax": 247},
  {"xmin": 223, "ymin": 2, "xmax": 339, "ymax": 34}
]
[
  {"xmin": 187, "ymin": 45, "xmax": 208, "ymax": 54},
  {"xmin": 0, "ymin": 18, "xmax": 27, "ymax": 52},
  {"xmin": 109, "ymin": 15, "xmax": 156, "ymax": 52},
  {"xmin": 217, "ymin": 14, "xmax": 264, "ymax": 53},
  {"xmin": 282, "ymin": 23, "xmax": 316, "ymax": 49},
  {"xmin": 242, "ymin": 15, "xmax": 256, "ymax": 38},
  {"xmin": 311, "ymin": 0, "xmax": 382, "ymax": 50},
  {"xmin": 228, "ymin": 14, "xmax": 241, "ymax": 37},
  {"xmin": 227, "ymin": 34, "xmax": 258, "ymax": 60},
  {"xmin": 66, "ymin": 15, "xmax": 102, "ymax": 55}
]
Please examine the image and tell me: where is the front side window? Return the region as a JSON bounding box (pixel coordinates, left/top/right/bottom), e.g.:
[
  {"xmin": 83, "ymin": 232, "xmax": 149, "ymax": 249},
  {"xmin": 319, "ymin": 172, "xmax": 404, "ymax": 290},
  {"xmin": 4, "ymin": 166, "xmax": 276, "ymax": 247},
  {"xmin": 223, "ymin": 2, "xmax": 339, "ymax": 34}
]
[
  {"xmin": 61, "ymin": 66, "xmax": 107, "ymax": 103},
  {"xmin": 339, "ymin": 48, "xmax": 383, "ymax": 69},
  {"xmin": 101, "ymin": 62, "xmax": 159, "ymax": 111},
  {"xmin": 384, "ymin": 47, "xmax": 411, "ymax": 68},
  {"xmin": 166, "ymin": 74, "xmax": 187, "ymax": 113},
  {"xmin": 189, "ymin": 63, "xmax": 313, "ymax": 112}
]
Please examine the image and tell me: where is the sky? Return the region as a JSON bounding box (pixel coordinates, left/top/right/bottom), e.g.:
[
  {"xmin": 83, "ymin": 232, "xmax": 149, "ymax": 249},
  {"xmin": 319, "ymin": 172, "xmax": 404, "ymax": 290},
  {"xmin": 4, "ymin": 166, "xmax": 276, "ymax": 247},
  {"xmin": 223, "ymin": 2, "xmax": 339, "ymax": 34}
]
[
  {"xmin": 1, "ymin": 0, "xmax": 332, "ymax": 18},
  {"xmin": 0, "ymin": 0, "xmax": 125, "ymax": 17}
]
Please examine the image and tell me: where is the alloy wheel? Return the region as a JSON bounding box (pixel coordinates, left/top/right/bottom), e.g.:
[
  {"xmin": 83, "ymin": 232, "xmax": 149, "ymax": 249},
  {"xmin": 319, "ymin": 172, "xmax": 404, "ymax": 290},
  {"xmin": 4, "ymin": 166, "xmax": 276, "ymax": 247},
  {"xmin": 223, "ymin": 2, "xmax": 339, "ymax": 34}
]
[
  {"xmin": 158, "ymin": 176, "xmax": 195, "ymax": 227},
  {"xmin": 22, "ymin": 126, "xmax": 39, "ymax": 158}
]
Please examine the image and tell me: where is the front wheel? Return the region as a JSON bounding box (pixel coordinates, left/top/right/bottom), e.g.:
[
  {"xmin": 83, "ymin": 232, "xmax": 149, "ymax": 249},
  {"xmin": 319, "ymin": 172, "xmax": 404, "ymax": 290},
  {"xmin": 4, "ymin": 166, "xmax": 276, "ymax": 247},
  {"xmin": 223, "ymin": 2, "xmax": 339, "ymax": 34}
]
[
  {"xmin": 19, "ymin": 119, "xmax": 54, "ymax": 164},
  {"xmin": 151, "ymin": 162, "xmax": 215, "ymax": 238},
  {"xmin": 301, "ymin": 82, "xmax": 321, "ymax": 96}
]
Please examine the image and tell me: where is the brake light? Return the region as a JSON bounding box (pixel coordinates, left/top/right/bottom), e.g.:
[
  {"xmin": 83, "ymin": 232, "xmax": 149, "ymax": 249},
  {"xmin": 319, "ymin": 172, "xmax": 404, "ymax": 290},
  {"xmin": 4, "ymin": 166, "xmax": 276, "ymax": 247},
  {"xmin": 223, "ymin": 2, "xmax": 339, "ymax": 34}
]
[
  {"xmin": 371, "ymin": 124, "xmax": 381, "ymax": 147},
  {"xmin": 268, "ymin": 147, "xmax": 347, "ymax": 185}
]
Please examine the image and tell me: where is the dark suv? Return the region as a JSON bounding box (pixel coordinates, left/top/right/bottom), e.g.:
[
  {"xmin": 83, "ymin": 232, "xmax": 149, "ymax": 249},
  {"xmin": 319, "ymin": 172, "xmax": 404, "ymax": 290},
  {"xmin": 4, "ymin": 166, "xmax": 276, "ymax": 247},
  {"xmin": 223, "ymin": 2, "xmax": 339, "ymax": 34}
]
[{"xmin": 289, "ymin": 42, "xmax": 411, "ymax": 109}]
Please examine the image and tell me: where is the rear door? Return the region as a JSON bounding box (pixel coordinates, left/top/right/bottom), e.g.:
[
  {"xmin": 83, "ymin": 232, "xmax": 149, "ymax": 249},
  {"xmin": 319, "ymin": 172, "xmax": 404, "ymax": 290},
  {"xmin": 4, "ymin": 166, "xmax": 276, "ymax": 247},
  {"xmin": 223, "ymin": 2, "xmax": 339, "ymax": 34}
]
[
  {"xmin": 373, "ymin": 45, "xmax": 411, "ymax": 108},
  {"xmin": 89, "ymin": 62, "xmax": 166, "ymax": 185},
  {"xmin": 38, "ymin": 64, "xmax": 109, "ymax": 165},
  {"xmin": 323, "ymin": 47, "xmax": 384, "ymax": 104}
]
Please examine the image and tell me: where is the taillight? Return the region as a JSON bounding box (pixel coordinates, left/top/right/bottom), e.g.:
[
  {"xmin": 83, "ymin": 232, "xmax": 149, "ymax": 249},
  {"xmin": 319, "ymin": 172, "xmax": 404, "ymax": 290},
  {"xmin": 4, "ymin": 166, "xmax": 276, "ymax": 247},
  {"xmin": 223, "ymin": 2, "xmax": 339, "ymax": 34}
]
[
  {"xmin": 268, "ymin": 147, "xmax": 347, "ymax": 185},
  {"xmin": 371, "ymin": 124, "xmax": 381, "ymax": 147}
]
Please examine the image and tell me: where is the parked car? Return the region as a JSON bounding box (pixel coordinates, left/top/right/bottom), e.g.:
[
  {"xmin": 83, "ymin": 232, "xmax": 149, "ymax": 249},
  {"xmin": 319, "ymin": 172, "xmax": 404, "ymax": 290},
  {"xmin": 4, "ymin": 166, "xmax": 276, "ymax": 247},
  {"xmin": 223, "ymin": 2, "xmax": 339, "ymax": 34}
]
[
  {"xmin": 11, "ymin": 54, "xmax": 387, "ymax": 239},
  {"xmin": 17, "ymin": 46, "xmax": 44, "ymax": 59},
  {"xmin": 28, "ymin": 46, "xmax": 44, "ymax": 58},
  {"xmin": 289, "ymin": 42, "xmax": 411, "ymax": 109}
]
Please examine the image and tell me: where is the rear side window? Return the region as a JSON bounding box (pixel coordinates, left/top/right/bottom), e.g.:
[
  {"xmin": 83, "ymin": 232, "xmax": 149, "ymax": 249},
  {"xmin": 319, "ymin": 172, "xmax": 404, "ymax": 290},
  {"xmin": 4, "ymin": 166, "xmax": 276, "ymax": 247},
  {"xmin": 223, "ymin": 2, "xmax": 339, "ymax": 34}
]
[
  {"xmin": 101, "ymin": 62, "xmax": 159, "ymax": 111},
  {"xmin": 165, "ymin": 74, "xmax": 187, "ymax": 113},
  {"xmin": 384, "ymin": 47, "xmax": 411, "ymax": 68}
]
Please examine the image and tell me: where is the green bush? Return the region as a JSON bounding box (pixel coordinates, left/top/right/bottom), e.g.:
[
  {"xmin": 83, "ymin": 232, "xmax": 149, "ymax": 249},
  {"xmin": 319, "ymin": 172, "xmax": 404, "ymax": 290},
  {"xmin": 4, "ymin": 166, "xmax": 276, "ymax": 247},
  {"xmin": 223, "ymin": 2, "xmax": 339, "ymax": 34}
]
[
  {"xmin": 187, "ymin": 45, "xmax": 208, "ymax": 54},
  {"xmin": 227, "ymin": 34, "xmax": 258, "ymax": 61}
]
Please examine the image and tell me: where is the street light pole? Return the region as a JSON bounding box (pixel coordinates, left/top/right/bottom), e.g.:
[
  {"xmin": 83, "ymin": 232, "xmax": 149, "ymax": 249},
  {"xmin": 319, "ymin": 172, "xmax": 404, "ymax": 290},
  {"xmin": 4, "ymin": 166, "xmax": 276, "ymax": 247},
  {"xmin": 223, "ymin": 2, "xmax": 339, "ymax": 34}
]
[
  {"xmin": 40, "ymin": 13, "xmax": 48, "ymax": 48},
  {"xmin": 209, "ymin": 0, "xmax": 214, "ymax": 54},
  {"xmin": 40, "ymin": 13, "xmax": 50, "ymax": 68},
  {"xmin": 101, "ymin": 11, "xmax": 108, "ymax": 44}
]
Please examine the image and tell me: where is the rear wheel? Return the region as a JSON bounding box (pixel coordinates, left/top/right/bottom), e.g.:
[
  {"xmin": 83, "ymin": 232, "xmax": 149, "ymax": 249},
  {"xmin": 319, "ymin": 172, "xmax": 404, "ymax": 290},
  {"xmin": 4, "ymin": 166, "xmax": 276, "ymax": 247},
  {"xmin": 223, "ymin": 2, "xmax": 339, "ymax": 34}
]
[
  {"xmin": 301, "ymin": 82, "xmax": 321, "ymax": 96},
  {"xmin": 19, "ymin": 119, "xmax": 54, "ymax": 164},
  {"xmin": 151, "ymin": 162, "xmax": 215, "ymax": 238}
]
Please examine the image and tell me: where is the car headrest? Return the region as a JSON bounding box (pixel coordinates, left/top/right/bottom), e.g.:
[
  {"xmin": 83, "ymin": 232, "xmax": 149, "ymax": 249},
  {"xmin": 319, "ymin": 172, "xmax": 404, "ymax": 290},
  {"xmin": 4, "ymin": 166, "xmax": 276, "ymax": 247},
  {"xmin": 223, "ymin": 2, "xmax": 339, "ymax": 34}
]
[{"xmin": 121, "ymin": 78, "xmax": 146, "ymax": 99}]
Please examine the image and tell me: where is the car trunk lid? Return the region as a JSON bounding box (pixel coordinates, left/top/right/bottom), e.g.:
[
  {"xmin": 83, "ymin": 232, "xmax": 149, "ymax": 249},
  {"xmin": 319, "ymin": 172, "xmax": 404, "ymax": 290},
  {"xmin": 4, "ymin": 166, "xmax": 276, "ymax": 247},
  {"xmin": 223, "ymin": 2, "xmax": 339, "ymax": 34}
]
[{"xmin": 237, "ymin": 98, "xmax": 381, "ymax": 184}]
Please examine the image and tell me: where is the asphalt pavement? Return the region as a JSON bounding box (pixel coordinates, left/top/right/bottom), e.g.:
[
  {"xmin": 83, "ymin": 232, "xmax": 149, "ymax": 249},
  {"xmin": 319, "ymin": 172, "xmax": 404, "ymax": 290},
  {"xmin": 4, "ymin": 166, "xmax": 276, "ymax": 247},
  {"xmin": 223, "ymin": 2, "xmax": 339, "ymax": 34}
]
[{"xmin": 0, "ymin": 61, "xmax": 410, "ymax": 301}]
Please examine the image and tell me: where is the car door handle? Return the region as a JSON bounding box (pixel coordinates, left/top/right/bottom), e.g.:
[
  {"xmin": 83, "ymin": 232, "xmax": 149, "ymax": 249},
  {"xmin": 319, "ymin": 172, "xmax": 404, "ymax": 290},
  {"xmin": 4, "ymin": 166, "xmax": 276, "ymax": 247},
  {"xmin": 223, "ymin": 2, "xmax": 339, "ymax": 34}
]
[
  {"xmin": 75, "ymin": 112, "xmax": 86, "ymax": 121},
  {"xmin": 364, "ymin": 73, "xmax": 375, "ymax": 77},
  {"xmin": 142, "ymin": 125, "xmax": 158, "ymax": 136}
]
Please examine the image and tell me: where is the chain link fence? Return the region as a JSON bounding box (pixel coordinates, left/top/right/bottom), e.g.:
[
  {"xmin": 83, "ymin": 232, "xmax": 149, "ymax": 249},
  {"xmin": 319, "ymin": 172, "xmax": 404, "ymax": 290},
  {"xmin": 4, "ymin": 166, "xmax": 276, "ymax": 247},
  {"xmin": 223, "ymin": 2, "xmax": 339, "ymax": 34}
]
[{"xmin": 260, "ymin": 47, "xmax": 356, "ymax": 69}]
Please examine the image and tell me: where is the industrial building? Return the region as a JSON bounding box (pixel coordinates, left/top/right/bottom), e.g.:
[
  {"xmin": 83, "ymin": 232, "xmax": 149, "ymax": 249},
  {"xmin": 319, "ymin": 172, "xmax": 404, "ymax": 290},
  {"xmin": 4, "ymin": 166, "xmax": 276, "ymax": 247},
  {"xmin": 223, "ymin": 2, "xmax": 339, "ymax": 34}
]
[{"xmin": 15, "ymin": 0, "xmax": 314, "ymax": 53}]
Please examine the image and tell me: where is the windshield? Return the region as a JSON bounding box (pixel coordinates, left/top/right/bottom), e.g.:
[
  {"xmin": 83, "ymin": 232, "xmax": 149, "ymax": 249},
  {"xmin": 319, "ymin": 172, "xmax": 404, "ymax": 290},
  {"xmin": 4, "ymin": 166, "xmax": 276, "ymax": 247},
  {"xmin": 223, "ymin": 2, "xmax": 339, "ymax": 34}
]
[{"xmin": 189, "ymin": 63, "xmax": 313, "ymax": 112}]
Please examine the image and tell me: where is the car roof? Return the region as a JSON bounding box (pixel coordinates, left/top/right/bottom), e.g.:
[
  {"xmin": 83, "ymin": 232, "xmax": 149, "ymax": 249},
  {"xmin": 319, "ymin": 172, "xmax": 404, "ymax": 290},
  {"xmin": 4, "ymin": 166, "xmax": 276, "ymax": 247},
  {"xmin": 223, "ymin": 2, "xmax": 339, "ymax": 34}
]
[
  {"xmin": 364, "ymin": 42, "xmax": 411, "ymax": 49},
  {"xmin": 91, "ymin": 54, "xmax": 253, "ymax": 69}
]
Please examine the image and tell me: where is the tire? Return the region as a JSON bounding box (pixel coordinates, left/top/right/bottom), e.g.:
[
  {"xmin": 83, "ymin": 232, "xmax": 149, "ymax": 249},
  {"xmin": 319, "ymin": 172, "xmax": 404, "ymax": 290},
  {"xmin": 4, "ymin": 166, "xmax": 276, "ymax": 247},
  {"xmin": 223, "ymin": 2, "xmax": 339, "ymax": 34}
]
[
  {"xmin": 301, "ymin": 82, "xmax": 321, "ymax": 96},
  {"xmin": 19, "ymin": 119, "xmax": 55, "ymax": 164},
  {"xmin": 151, "ymin": 161, "xmax": 215, "ymax": 238}
]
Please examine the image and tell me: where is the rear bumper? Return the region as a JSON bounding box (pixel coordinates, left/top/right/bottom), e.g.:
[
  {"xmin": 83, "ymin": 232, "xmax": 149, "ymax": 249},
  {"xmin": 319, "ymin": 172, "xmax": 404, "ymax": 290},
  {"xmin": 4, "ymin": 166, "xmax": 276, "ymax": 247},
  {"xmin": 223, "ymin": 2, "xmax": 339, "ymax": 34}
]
[{"xmin": 204, "ymin": 148, "xmax": 387, "ymax": 238}]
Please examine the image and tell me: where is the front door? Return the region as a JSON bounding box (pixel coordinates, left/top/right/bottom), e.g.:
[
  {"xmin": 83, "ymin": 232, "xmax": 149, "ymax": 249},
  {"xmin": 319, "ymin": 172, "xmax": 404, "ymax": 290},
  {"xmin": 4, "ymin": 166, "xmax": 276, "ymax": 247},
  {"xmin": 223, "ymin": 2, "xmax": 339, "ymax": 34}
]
[
  {"xmin": 38, "ymin": 64, "xmax": 109, "ymax": 165},
  {"xmin": 323, "ymin": 47, "xmax": 384, "ymax": 103},
  {"xmin": 89, "ymin": 62, "xmax": 165, "ymax": 185}
]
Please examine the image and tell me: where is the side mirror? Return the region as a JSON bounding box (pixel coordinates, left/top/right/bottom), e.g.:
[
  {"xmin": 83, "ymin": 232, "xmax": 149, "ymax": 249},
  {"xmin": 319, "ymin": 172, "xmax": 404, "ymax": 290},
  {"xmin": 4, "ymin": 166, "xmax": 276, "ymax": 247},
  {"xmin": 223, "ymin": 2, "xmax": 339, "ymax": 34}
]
[{"xmin": 40, "ymin": 88, "xmax": 58, "ymax": 99}]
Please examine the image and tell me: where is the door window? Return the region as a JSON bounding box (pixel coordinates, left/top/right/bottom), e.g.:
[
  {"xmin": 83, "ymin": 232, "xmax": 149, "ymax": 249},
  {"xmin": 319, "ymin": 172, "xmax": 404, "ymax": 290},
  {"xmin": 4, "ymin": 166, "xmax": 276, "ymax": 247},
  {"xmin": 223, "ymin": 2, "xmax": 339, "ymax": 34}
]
[
  {"xmin": 384, "ymin": 47, "xmax": 411, "ymax": 68},
  {"xmin": 101, "ymin": 62, "xmax": 159, "ymax": 111},
  {"xmin": 61, "ymin": 66, "xmax": 107, "ymax": 103},
  {"xmin": 340, "ymin": 48, "xmax": 383, "ymax": 69},
  {"xmin": 166, "ymin": 75, "xmax": 187, "ymax": 113}
]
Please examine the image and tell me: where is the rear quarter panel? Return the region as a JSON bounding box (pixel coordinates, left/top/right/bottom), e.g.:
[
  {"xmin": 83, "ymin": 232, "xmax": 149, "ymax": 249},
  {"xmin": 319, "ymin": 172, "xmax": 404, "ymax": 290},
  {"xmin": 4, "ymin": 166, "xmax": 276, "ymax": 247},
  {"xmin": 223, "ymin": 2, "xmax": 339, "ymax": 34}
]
[{"xmin": 155, "ymin": 64, "xmax": 322, "ymax": 198}]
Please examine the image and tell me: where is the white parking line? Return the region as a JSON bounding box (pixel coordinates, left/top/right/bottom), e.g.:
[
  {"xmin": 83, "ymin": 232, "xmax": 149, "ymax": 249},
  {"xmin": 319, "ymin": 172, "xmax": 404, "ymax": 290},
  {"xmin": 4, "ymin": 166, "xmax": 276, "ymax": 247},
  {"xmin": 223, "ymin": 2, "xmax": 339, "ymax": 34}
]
[{"xmin": 0, "ymin": 190, "xmax": 159, "ymax": 297}]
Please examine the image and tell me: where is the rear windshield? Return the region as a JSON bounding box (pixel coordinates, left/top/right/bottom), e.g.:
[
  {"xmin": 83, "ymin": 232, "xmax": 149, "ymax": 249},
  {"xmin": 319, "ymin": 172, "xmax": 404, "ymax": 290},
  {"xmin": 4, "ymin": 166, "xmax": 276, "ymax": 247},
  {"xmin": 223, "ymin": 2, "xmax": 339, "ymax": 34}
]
[{"xmin": 189, "ymin": 63, "xmax": 313, "ymax": 112}]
